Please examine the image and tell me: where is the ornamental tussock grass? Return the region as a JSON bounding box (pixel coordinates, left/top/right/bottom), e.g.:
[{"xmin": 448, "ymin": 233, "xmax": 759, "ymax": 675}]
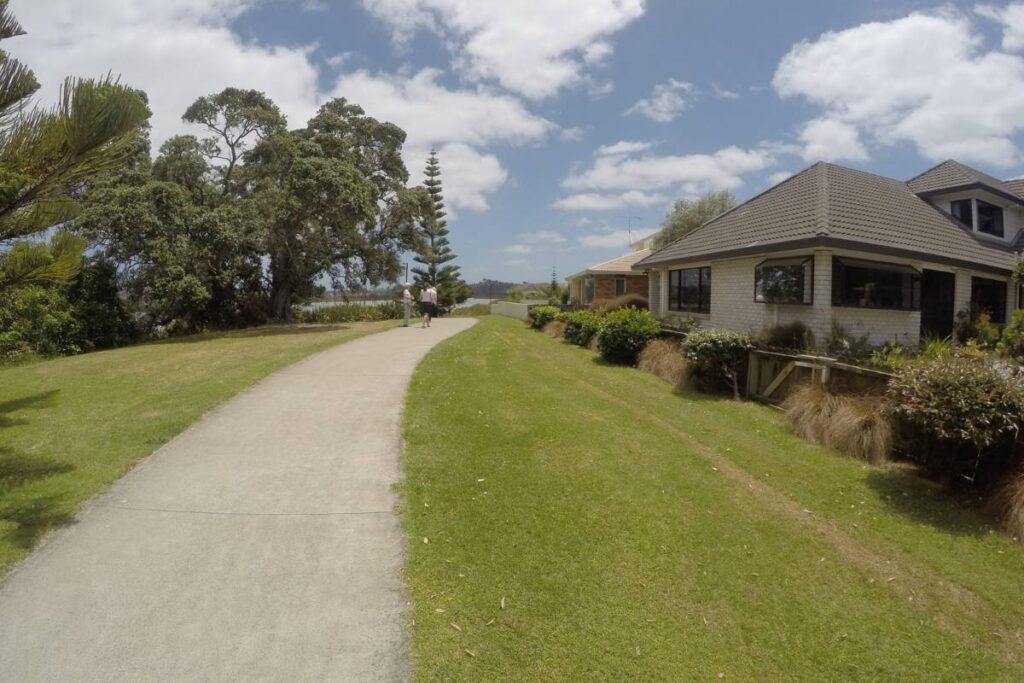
[
  {"xmin": 543, "ymin": 320, "xmax": 566, "ymax": 338},
  {"xmin": 637, "ymin": 338, "xmax": 690, "ymax": 388},
  {"xmin": 992, "ymin": 470, "xmax": 1024, "ymax": 543},
  {"xmin": 783, "ymin": 383, "xmax": 892, "ymax": 465}
]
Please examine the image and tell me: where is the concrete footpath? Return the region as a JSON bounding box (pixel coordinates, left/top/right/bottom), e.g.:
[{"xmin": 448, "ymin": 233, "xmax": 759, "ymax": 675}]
[{"xmin": 0, "ymin": 318, "xmax": 476, "ymax": 682}]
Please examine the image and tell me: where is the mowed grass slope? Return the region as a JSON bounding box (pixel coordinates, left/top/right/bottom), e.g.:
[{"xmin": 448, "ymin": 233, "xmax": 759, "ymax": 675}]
[
  {"xmin": 401, "ymin": 315, "xmax": 1024, "ymax": 681},
  {"xmin": 0, "ymin": 321, "xmax": 394, "ymax": 573}
]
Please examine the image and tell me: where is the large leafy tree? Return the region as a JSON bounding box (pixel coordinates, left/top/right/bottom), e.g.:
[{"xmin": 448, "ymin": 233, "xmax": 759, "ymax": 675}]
[
  {"xmin": 653, "ymin": 190, "xmax": 736, "ymax": 249},
  {"xmin": 411, "ymin": 151, "xmax": 469, "ymax": 308},
  {"xmin": 246, "ymin": 98, "xmax": 428, "ymax": 321},
  {"xmin": 0, "ymin": 0, "xmax": 149, "ymax": 242},
  {"xmin": 183, "ymin": 88, "xmax": 285, "ymax": 194}
]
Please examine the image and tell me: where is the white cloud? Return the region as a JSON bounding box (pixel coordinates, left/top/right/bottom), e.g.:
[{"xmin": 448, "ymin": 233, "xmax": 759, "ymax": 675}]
[
  {"xmin": 596, "ymin": 140, "xmax": 653, "ymax": 156},
  {"xmin": 326, "ymin": 52, "xmax": 358, "ymax": 68},
  {"xmin": 505, "ymin": 258, "xmax": 529, "ymax": 268},
  {"xmin": 561, "ymin": 144, "xmax": 773, "ymax": 200},
  {"xmin": 578, "ymin": 229, "xmax": 633, "ymax": 248},
  {"xmin": 798, "ymin": 117, "xmax": 869, "ymax": 162},
  {"xmin": 624, "ymin": 78, "xmax": 695, "ymax": 122},
  {"xmin": 503, "ymin": 244, "xmax": 532, "ymax": 255},
  {"xmin": 712, "ymin": 83, "xmax": 741, "ymax": 100},
  {"xmin": 413, "ymin": 142, "xmax": 508, "ymax": 213},
  {"xmin": 301, "ymin": 0, "xmax": 328, "ymax": 12},
  {"xmin": 774, "ymin": 9, "xmax": 1024, "ymax": 167},
  {"xmin": 333, "ymin": 68, "xmax": 554, "ymax": 149},
  {"xmin": 560, "ymin": 126, "xmax": 585, "ymax": 142},
  {"xmin": 554, "ymin": 190, "xmax": 669, "ymax": 211},
  {"xmin": 359, "ymin": 0, "xmax": 646, "ymax": 99},
  {"xmin": 978, "ymin": 3, "xmax": 1024, "ymax": 52},
  {"xmin": 767, "ymin": 170, "xmax": 795, "ymax": 186},
  {"xmin": 9, "ymin": 0, "xmax": 321, "ymax": 150}
]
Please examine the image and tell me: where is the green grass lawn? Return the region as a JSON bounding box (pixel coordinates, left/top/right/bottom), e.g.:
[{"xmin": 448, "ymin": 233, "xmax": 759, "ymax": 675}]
[
  {"xmin": 401, "ymin": 315, "xmax": 1024, "ymax": 681},
  {"xmin": 0, "ymin": 321, "xmax": 394, "ymax": 573}
]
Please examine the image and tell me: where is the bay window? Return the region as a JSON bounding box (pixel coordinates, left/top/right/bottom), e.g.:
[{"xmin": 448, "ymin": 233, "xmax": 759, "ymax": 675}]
[{"xmin": 832, "ymin": 257, "xmax": 921, "ymax": 310}]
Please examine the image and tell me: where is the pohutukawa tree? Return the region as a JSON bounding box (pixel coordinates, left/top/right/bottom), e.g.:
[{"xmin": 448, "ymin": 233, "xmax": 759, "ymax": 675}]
[
  {"xmin": 411, "ymin": 150, "xmax": 469, "ymax": 308},
  {"xmin": 0, "ymin": 0, "xmax": 149, "ymax": 244}
]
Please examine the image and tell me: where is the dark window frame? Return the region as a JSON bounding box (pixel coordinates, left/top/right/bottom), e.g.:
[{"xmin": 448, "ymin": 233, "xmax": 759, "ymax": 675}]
[
  {"xmin": 754, "ymin": 256, "xmax": 814, "ymax": 305},
  {"xmin": 668, "ymin": 266, "xmax": 711, "ymax": 314},
  {"xmin": 831, "ymin": 257, "xmax": 922, "ymax": 311},
  {"xmin": 971, "ymin": 276, "xmax": 1008, "ymax": 324},
  {"xmin": 950, "ymin": 198, "xmax": 973, "ymax": 228},
  {"xmin": 975, "ymin": 199, "xmax": 1005, "ymax": 238},
  {"xmin": 614, "ymin": 276, "xmax": 627, "ymax": 297}
]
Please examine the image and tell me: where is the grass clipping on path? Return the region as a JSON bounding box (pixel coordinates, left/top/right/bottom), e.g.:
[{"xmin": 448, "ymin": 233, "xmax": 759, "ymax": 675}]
[
  {"xmin": 783, "ymin": 383, "xmax": 892, "ymax": 465},
  {"xmin": 637, "ymin": 338, "xmax": 690, "ymax": 388}
]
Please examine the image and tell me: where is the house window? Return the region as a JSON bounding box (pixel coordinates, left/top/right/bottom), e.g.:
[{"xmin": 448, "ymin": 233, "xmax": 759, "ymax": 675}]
[
  {"xmin": 976, "ymin": 199, "xmax": 1004, "ymax": 237},
  {"xmin": 668, "ymin": 266, "xmax": 711, "ymax": 313},
  {"xmin": 951, "ymin": 199, "xmax": 972, "ymax": 226},
  {"xmin": 971, "ymin": 276, "xmax": 1007, "ymax": 324},
  {"xmin": 615, "ymin": 276, "xmax": 627, "ymax": 297},
  {"xmin": 583, "ymin": 276, "xmax": 595, "ymax": 304},
  {"xmin": 755, "ymin": 256, "xmax": 813, "ymax": 304},
  {"xmin": 950, "ymin": 198, "xmax": 1005, "ymax": 238},
  {"xmin": 832, "ymin": 257, "xmax": 921, "ymax": 310}
]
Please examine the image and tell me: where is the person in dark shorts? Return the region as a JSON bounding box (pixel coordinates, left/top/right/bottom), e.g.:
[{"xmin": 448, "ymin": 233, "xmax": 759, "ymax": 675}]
[{"xmin": 419, "ymin": 286, "xmax": 434, "ymax": 327}]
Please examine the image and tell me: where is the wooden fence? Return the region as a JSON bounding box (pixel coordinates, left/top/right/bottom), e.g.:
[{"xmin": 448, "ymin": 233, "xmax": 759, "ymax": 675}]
[{"xmin": 746, "ymin": 349, "xmax": 892, "ymax": 403}]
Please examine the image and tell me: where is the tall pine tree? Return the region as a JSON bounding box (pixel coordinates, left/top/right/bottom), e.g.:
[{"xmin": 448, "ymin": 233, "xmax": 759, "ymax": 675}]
[{"xmin": 411, "ymin": 150, "xmax": 469, "ymax": 308}]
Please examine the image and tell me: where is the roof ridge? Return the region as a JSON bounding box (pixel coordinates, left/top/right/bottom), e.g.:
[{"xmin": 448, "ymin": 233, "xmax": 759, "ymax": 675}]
[{"xmin": 817, "ymin": 162, "xmax": 830, "ymax": 236}]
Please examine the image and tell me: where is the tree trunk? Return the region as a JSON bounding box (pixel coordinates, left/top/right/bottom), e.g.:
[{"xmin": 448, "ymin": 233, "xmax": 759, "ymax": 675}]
[{"xmin": 268, "ymin": 248, "xmax": 294, "ymax": 322}]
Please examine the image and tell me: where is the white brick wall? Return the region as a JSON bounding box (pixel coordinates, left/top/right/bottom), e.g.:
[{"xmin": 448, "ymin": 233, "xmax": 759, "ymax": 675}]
[{"xmin": 649, "ymin": 247, "xmax": 1018, "ymax": 348}]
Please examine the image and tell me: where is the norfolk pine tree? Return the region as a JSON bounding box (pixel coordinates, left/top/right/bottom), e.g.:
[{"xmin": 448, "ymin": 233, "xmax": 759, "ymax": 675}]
[{"xmin": 411, "ymin": 150, "xmax": 469, "ymax": 309}]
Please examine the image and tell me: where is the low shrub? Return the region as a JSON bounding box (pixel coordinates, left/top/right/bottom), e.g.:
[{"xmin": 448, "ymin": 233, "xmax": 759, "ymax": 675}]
[
  {"xmin": 681, "ymin": 328, "xmax": 753, "ymax": 399},
  {"xmin": 869, "ymin": 342, "xmax": 909, "ymax": 371},
  {"xmin": 543, "ymin": 320, "xmax": 566, "ymax": 338},
  {"xmin": 637, "ymin": 338, "xmax": 689, "ymax": 388},
  {"xmin": 295, "ymin": 301, "xmax": 403, "ymax": 324},
  {"xmin": 826, "ymin": 322, "xmax": 871, "ymax": 361},
  {"xmin": 992, "ymin": 469, "xmax": 1024, "ymax": 542},
  {"xmin": 597, "ymin": 293, "xmax": 648, "ymax": 312},
  {"xmin": 561, "ymin": 310, "xmax": 604, "ymax": 346},
  {"xmin": 758, "ymin": 321, "xmax": 814, "ymax": 351},
  {"xmin": 783, "ymin": 384, "xmax": 892, "ymax": 465},
  {"xmin": 999, "ymin": 309, "xmax": 1024, "ymax": 360},
  {"xmin": 528, "ymin": 305, "xmax": 560, "ymax": 330},
  {"xmin": 0, "ymin": 285, "xmax": 84, "ymax": 361},
  {"xmin": 887, "ymin": 352, "xmax": 1024, "ymax": 486},
  {"xmin": 955, "ymin": 307, "xmax": 1001, "ymax": 348},
  {"xmin": 596, "ymin": 307, "xmax": 660, "ymax": 365},
  {"xmin": 920, "ymin": 335, "xmax": 953, "ymax": 360}
]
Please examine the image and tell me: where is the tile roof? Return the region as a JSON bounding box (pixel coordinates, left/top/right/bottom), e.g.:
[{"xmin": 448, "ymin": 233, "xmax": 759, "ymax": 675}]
[
  {"xmin": 1004, "ymin": 178, "xmax": 1024, "ymax": 198},
  {"xmin": 569, "ymin": 249, "xmax": 651, "ymax": 279},
  {"xmin": 907, "ymin": 160, "xmax": 1024, "ymax": 203},
  {"xmin": 635, "ymin": 162, "xmax": 1018, "ymax": 274}
]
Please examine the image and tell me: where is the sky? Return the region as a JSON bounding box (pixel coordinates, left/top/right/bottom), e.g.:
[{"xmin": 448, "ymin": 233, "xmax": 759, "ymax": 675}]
[{"xmin": 11, "ymin": 0, "xmax": 1024, "ymax": 283}]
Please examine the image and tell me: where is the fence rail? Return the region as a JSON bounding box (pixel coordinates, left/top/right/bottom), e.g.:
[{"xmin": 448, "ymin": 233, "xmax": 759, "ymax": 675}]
[{"xmin": 746, "ymin": 349, "xmax": 892, "ymax": 403}]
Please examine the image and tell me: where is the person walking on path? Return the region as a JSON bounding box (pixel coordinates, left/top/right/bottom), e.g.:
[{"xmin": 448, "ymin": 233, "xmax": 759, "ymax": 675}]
[
  {"xmin": 419, "ymin": 285, "xmax": 434, "ymax": 328},
  {"xmin": 402, "ymin": 283, "xmax": 413, "ymax": 327}
]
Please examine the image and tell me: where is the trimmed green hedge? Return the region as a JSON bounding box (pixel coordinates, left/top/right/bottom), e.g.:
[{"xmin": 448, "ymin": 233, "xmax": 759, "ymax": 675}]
[
  {"xmin": 560, "ymin": 310, "xmax": 604, "ymax": 346},
  {"xmin": 596, "ymin": 307, "xmax": 660, "ymax": 365}
]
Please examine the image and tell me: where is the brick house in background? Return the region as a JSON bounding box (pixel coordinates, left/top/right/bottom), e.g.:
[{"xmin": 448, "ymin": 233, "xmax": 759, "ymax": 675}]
[
  {"xmin": 567, "ymin": 235, "xmax": 653, "ymax": 307},
  {"xmin": 633, "ymin": 160, "xmax": 1024, "ymax": 348}
]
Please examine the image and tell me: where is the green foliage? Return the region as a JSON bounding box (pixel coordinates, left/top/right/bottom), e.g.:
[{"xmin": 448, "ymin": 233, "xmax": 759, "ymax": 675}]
[
  {"xmin": 0, "ymin": 230, "xmax": 85, "ymax": 292},
  {"xmin": 887, "ymin": 353, "xmax": 1024, "ymax": 484},
  {"xmin": 0, "ymin": 2, "xmax": 149, "ymax": 241},
  {"xmin": 999, "ymin": 310, "xmax": 1024, "ymax": 360},
  {"xmin": 449, "ymin": 303, "xmax": 490, "ymax": 318},
  {"xmin": 67, "ymin": 259, "xmax": 135, "ymax": 349},
  {"xmin": 681, "ymin": 328, "xmax": 753, "ymax": 399},
  {"xmin": 869, "ymin": 343, "xmax": 908, "ymax": 371},
  {"xmin": 653, "ymin": 190, "xmax": 736, "ymax": 249},
  {"xmin": 527, "ymin": 305, "xmax": 560, "ymax": 330},
  {"xmin": 826, "ymin": 321, "xmax": 872, "ymax": 361},
  {"xmin": 956, "ymin": 307, "xmax": 1001, "ymax": 348},
  {"xmin": 757, "ymin": 321, "xmax": 814, "ymax": 351},
  {"xmin": 294, "ymin": 301, "xmax": 403, "ymax": 323},
  {"xmin": 596, "ymin": 307, "xmax": 660, "ymax": 365},
  {"xmin": 0, "ymin": 285, "xmax": 83, "ymax": 360},
  {"xmin": 920, "ymin": 335, "xmax": 953, "ymax": 360},
  {"xmin": 560, "ymin": 309, "xmax": 605, "ymax": 346},
  {"xmin": 411, "ymin": 150, "xmax": 469, "ymax": 308}
]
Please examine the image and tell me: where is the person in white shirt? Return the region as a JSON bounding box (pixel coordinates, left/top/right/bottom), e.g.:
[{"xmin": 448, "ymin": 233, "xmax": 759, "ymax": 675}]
[
  {"xmin": 419, "ymin": 285, "xmax": 434, "ymax": 327},
  {"xmin": 402, "ymin": 283, "xmax": 413, "ymax": 327}
]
